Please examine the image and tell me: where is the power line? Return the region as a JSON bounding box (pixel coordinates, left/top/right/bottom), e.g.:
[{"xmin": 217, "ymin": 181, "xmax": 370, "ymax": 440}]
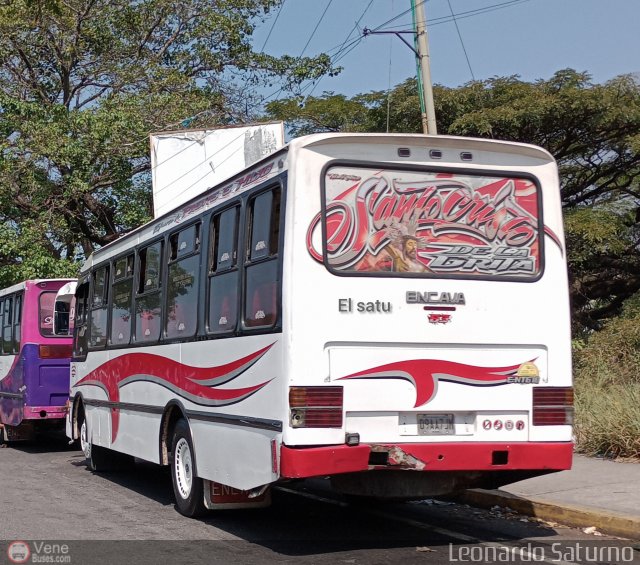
[
  {"xmin": 386, "ymin": 0, "xmax": 395, "ymax": 133},
  {"xmin": 296, "ymin": 0, "xmax": 374, "ymax": 104},
  {"xmin": 133, "ymin": 0, "xmax": 532, "ymax": 176},
  {"xmin": 299, "ymin": 0, "xmax": 334, "ymax": 57},
  {"xmin": 441, "ymin": 0, "xmax": 530, "ymax": 25},
  {"xmin": 259, "ymin": 0, "xmax": 286, "ymax": 52},
  {"xmin": 447, "ymin": 0, "xmax": 475, "ymax": 81},
  {"xmin": 378, "ymin": 0, "xmax": 531, "ymax": 31},
  {"xmin": 336, "ymin": 0, "xmax": 375, "ymax": 54}
]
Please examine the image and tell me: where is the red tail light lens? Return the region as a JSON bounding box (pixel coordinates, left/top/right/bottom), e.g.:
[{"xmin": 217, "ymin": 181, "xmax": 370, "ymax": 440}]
[
  {"xmin": 532, "ymin": 387, "xmax": 574, "ymax": 425},
  {"xmin": 39, "ymin": 344, "xmax": 73, "ymax": 359},
  {"xmin": 289, "ymin": 386, "xmax": 343, "ymax": 428}
]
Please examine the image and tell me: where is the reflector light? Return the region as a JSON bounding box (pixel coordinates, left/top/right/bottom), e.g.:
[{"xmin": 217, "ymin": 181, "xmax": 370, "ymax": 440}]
[
  {"xmin": 39, "ymin": 344, "xmax": 73, "ymax": 359},
  {"xmin": 345, "ymin": 432, "xmax": 360, "ymax": 446},
  {"xmin": 289, "ymin": 386, "xmax": 343, "ymax": 428},
  {"xmin": 532, "ymin": 387, "xmax": 574, "ymax": 425}
]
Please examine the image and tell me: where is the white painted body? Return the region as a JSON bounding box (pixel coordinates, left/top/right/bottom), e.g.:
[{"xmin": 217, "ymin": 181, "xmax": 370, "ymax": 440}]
[{"xmin": 68, "ymin": 134, "xmax": 572, "ymax": 495}]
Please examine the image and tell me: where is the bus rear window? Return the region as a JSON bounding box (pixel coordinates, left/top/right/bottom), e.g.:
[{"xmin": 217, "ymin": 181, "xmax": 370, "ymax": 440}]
[
  {"xmin": 39, "ymin": 292, "xmax": 56, "ymax": 337},
  {"xmin": 319, "ymin": 166, "xmax": 542, "ymax": 280}
]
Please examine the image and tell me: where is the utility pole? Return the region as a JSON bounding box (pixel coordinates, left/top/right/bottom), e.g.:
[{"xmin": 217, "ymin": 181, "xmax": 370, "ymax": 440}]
[
  {"xmin": 362, "ymin": 1, "xmax": 438, "ymax": 134},
  {"xmin": 413, "ymin": 0, "xmax": 437, "ymax": 135}
]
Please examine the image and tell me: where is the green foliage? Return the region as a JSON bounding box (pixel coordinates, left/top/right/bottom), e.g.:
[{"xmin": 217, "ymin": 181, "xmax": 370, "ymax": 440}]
[
  {"xmin": 0, "ymin": 222, "xmax": 78, "ymax": 287},
  {"xmin": 0, "ymin": 0, "xmax": 337, "ymax": 287},
  {"xmin": 266, "ymin": 70, "xmax": 640, "ymax": 333},
  {"xmin": 266, "ymin": 92, "xmax": 379, "ymax": 137},
  {"xmin": 573, "ymin": 309, "xmax": 640, "ymax": 458}
]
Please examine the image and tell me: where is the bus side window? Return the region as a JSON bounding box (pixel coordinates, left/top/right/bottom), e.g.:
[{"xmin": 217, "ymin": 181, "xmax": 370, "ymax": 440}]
[
  {"xmin": 13, "ymin": 294, "xmax": 22, "ymax": 353},
  {"xmin": 166, "ymin": 224, "xmax": 200, "ymax": 339},
  {"xmin": 73, "ymin": 279, "xmax": 90, "ymax": 357},
  {"xmin": 111, "ymin": 254, "xmax": 134, "ymax": 346},
  {"xmin": 244, "ymin": 188, "xmax": 280, "ymax": 329},
  {"xmin": 2, "ymin": 297, "xmax": 13, "ymax": 354},
  {"xmin": 89, "ymin": 266, "xmax": 109, "ymax": 348},
  {"xmin": 135, "ymin": 242, "xmax": 163, "ymax": 343},
  {"xmin": 207, "ymin": 207, "xmax": 239, "ymax": 334}
]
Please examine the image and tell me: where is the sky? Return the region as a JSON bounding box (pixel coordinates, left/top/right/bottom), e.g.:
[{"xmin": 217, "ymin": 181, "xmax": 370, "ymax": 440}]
[{"xmin": 251, "ymin": 0, "xmax": 640, "ymax": 101}]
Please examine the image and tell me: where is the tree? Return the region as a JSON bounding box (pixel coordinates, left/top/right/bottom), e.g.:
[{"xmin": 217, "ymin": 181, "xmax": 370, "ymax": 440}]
[
  {"xmin": 0, "ymin": 0, "xmax": 337, "ymax": 284},
  {"xmin": 266, "ymin": 71, "xmax": 640, "ymax": 332}
]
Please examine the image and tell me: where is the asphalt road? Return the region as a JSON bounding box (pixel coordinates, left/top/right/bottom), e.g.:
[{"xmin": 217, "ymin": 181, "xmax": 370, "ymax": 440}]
[{"xmin": 0, "ymin": 434, "xmax": 638, "ymax": 565}]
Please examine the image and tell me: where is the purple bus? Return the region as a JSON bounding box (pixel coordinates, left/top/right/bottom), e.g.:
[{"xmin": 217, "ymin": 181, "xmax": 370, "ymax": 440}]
[{"xmin": 0, "ymin": 279, "xmax": 74, "ymax": 442}]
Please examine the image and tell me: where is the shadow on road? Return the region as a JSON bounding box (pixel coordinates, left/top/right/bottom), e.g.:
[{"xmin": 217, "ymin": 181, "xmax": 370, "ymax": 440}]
[
  {"xmin": 84, "ymin": 460, "xmax": 562, "ymax": 556},
  {"xmin": 3, "ymin": 429, "xmax": 79, "ymax": 454}
]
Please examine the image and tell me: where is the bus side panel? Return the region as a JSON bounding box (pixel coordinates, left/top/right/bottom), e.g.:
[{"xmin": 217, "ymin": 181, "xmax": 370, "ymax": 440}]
[
  {"xmin": 191, "ymin": 423, "xmax": 280, "ymax": 491},
  {"xmin": 0, "ymin": 354, "xmax": 24, "ymax": 427},
  {"xmin": 115, "ymin": 409, "xmax": 163, "ymax": 463},
  {"xmin": 73, "ymin": 336, "xmax": 285, "ymax": 490},
  {"xmin": 184, "ymin": 336, "xmax": 285, "ymax": 490},
  {"xmin": 22, "ymin": 343, "xmax": 70, "ymax": 410}
]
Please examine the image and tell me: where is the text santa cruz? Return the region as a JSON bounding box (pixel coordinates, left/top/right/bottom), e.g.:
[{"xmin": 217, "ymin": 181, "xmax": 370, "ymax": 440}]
[{"xmin": 310, "ymin": 173, "xmax": 540, "ymax": 275}]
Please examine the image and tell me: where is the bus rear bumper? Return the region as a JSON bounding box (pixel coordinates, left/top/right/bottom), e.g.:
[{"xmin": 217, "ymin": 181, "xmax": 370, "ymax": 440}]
[
  {"xmin": 23, "ymin": 405, "xmax": 67, "ymax": 420},
  {"xmin": 279, "ymin": 442, "xmax": 573, "ymax": 479}
]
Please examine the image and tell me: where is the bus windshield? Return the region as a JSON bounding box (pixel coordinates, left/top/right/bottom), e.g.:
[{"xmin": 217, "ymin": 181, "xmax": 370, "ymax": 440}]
[{"xmin": 322, "ymin": 166, "xmax": 541, "ymax": 280}]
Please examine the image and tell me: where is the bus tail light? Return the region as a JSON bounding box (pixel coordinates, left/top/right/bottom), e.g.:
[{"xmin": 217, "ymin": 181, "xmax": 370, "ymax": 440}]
[
  {"xmin": 289, "ymin": 386, "xmax": 343, "ymax": 428},
  {"xmin": 532, "ymin": 387, "xmax": 574, "ymax": 425},
  {"xmin": 39, "ymin": 344, "xmax": 73, "ymax": 359}
]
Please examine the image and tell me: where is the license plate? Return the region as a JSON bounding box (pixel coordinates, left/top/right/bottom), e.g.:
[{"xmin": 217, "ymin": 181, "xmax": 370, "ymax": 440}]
[{"xmin": 417, "ymin": 413, "xmax": 455, "ymax": 435}]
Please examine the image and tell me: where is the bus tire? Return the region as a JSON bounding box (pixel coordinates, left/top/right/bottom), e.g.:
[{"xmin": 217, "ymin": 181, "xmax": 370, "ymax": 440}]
[
  {"xmin": 80, "ymin": 419, "xmax": 91, "ymax": 460},
  {"xmin": 171, "ymin": 418, "xmax": 206, "ymax": 517}
]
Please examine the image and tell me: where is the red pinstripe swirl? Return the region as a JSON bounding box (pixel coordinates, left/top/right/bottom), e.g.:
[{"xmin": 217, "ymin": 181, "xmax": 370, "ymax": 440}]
[{"xmin": 76, "ymin": 343, "xmax": 275, "ymax": 442}]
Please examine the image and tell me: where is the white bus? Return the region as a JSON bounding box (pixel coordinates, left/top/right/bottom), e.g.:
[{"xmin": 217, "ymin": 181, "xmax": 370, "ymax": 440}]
[{"xmin": 66, "ymin": 133, "xmax": 573, "ymax": 517}]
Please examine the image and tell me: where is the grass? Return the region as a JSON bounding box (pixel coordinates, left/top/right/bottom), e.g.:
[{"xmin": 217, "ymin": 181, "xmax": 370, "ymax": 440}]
[{"xmin": 572, "ymin": 315, "xmax": 640, "ymax": 459}]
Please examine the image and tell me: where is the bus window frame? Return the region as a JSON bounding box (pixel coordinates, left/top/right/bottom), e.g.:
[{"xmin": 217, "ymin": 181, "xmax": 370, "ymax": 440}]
[
  {"xmin": 241, "ymin": 184, "xmax": 284, "ymax": 332},
  {"xmin": 319, "ymin": 160, "xmax": 546, "ymax": 283},
  {"xmin": 206, "ymin": 203, "xmax": 241, "ymax": 337},
  {"xmin": 72, "ymin": 277, "xmax": 90, "ymax": 360},
  {"xmin": 109, "ymin": 252, "xmax": 135, "ymax": 347},
  {"xmin": 71, "ymin": 172, "xmax": 287, "ymax": 351},
  {"xmin": 12, "ymin": 292, "xmax": 22, "ymax": 353},
  {"xmin": 133, "ymin": 238, "xmax": 165, "ymax": 345},
  {"xmin": 0, "ymin": 294, "xmax": 14, "ymax": 355},
  {"xmin": 88, "ymin": 263, "xmax": 111, "ymax": 349},
  {"xmin": 38, "ymin": 291, "xmax": 61, "ymax": 338},
  {"xmin": 0, "ymin": 298, "xmax": 4, "ymax": 354},
  {"xmin": 163, "ymin": 220, "xmax": 202, "ymax": 342},
  {"xmin": 2, "ymin": 295, "xmax": 13, "ymax": 354}
]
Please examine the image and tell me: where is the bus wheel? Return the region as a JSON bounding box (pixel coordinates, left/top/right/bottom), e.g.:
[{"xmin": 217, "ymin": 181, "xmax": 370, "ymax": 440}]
[
  {"xmin": 80, "ymin": 419, "xmax": 91, "ymax": 460},
  {"xmin": 171, "ymin": 419, "xmax": 206, "ymax": 517}
]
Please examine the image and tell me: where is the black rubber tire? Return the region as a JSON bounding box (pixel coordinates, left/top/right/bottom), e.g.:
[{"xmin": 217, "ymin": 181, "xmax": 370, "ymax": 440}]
[{"xmin": 170, "ymin": 418, "xmax": 206, "ymax": 517}]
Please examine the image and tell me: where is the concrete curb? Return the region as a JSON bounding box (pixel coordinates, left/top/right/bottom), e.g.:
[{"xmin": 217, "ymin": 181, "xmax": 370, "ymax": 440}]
[{"xmin": 458, "ymin": 489, "xmax": 640, "ymax": 540}]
